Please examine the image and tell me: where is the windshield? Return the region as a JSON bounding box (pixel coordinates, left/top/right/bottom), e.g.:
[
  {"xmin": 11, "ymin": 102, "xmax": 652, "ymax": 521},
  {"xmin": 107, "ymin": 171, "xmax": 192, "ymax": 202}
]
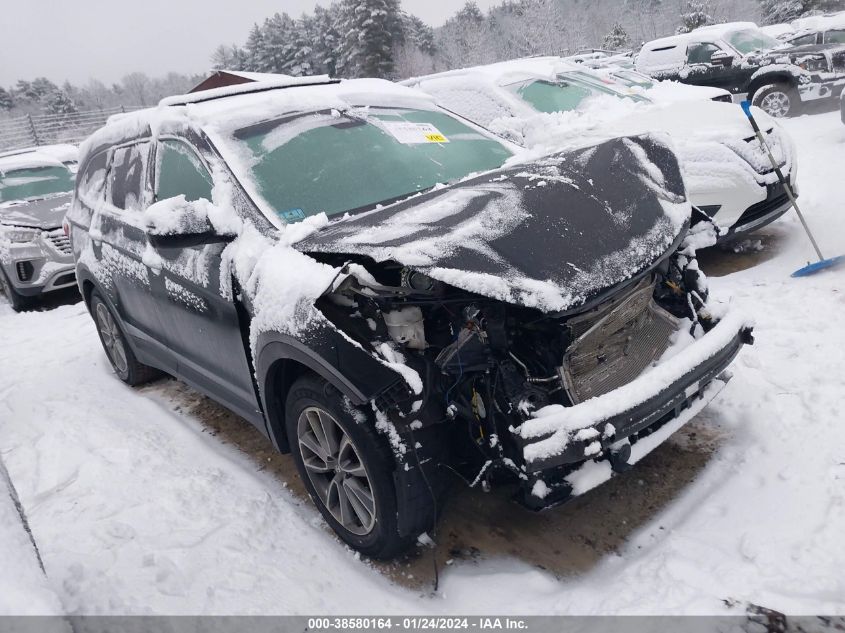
[
  {"xmin": 230, "ymin": 108, "xmax": 512, "ymax": 221},
  {"xmin": 506, "ymin": 72, "xmax": 648, "ymax": 114},
  {"xmin": 0, "ymin": 165, "xmax": 75, "ymax": 203},
  {"xmin": 727, "ymin": 29, "xmax": 781, "ymax": 54}
]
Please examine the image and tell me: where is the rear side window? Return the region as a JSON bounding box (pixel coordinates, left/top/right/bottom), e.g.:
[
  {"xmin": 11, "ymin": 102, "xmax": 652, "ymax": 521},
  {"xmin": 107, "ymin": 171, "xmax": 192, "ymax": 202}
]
[
  {"xmin": 155, "ymin": 140, "xmax": 213, "ymax": 202},
  {"xmin": 77, "ymin": 150, "xmax": 108, "ymax": 202},
  {"xmin": 790, "ymin": 33, "xmax": 818, "ymax": 46},
  {"xmin": 687, "ymin": 42, "xmax": 721, "ymax": 64},
  {"xmin": 107, "ymin": 143, "xmax": 150, "ymax": 211},
  {"xmin": 636, "ymin": 44, "xmax": 684, "ymax": 73},
  {"xmin": 824, "ymin": 30, "xmax": 845, "ymax": 44}
]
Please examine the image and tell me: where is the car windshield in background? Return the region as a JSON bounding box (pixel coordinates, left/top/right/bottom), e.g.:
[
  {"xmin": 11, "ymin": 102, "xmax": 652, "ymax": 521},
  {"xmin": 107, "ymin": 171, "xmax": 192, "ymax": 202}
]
[
  {"xmin": 727, "ymin": 29, "xmax": 782, "ymax": 54},
  {"xmin": 231, "ymin": 108, "xmax": 512, "ymax": 221},
  {"xmin": 0, "ymin": 165, "xmax": 75, "ymax": 203},
  {"xmin": 507, "ymin": 73, "xmax": 647, "ymax": 114}
]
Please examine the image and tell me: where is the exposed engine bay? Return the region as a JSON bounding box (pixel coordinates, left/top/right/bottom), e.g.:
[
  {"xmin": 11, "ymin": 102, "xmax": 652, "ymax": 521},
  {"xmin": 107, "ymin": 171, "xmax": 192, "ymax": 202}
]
[{"xmin": 311, "ymin": 237, "xmax": 715, "ymax": 492}]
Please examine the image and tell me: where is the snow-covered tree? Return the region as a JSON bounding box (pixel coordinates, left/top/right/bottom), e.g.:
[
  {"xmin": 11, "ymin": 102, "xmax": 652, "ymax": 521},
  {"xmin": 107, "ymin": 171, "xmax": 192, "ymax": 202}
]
[
  {"xmin": 311, "ymin": 4, "xmax": 343, "ymax": 76},
  {"xmin": 603, "ymin": 22, "xmax": 631, "ymax": 49},
  {"xmin": 42, "ymin": 89, "xmax": 76, "ymax": 116},
  {"xmin": 677, "ymin": 0, "xmax": 715, "ymax": 33},
  {"xmin": 243, "ymin": 24, "xmax": 266, "ymax": 72},
  {"xmin": 0, "ymin": 87, "xmax": 13, "ymax": 111},
  {"xmin": 336, "ymin": 0, "xmax": 402, "ymax": 78},
  {"xmin": 759, "ymin": 0, "xmax": 845, "ymax": 24}
]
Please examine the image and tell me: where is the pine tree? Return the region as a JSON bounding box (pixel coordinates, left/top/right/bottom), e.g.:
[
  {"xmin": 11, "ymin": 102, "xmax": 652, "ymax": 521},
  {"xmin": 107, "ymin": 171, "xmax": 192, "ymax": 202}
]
[
  {"xmin": 337, "ymin": 0, "xmax": 402, "ymax": 78},
  {"xmin": 312, "ymin": 4, "xmax": 343, "ymax": 76},
  {"xmin": 677, "ymin": 0, "xmax": 714, "ymax": 33},
  {"xmin": 43, "ymin": 89, "xmax": 77, "ymax": 116},
  {"xmin": 0, "ymin": 87, "xmax": 13, "ymax": 111},
  {"xmin": 603, "ymin": 23, "xmax": 631, "ymax": 50},
  {"xmin": 288, "ymin": 16, "xmax": 315, "ymax": 76},
  {"xmin": 244, "ymin": 24, "xmax": 266, "ymax": 72}
]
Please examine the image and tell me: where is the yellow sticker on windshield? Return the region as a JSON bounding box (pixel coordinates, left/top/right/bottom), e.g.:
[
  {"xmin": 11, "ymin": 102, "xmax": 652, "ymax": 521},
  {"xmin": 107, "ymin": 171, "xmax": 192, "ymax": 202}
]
[{"xmin": 424, "ymin": 132, "xmax": 448, "ymax": 143}]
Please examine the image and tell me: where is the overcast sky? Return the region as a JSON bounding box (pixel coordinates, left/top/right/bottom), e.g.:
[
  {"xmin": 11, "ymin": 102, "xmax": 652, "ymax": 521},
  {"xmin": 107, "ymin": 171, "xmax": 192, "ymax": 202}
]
[{"xmin": 1, "ymin": 0, "xmax": 501, "ymax": 87}]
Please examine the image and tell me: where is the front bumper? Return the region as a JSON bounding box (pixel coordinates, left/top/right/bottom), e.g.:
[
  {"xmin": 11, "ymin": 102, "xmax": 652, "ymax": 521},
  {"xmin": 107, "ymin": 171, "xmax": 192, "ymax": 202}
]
[
  {"xmin": 0, "ymin": 230, "xmax": 76, "ymax": 296},
  {"xmin": 719, "ymin": 182, "xmax": 793, "ymax": 241},
  {"xmin": 513, "ymin": 311, "xmax": 753, "ymax": 510}
]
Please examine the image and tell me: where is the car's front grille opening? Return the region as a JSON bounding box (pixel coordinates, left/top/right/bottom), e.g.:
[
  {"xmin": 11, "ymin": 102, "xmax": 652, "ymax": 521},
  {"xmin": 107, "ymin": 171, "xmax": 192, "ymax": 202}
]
[
  {"xmin": 561, "ymin": 279, "xmax": 680, "ymax": 404},
  {"xmin": 45, "ymin": 229, "xmax": 72, "ymax": 255},
  {"xmin": 15, "ymin": 260, "xmax": 34, "ymax": 282}
]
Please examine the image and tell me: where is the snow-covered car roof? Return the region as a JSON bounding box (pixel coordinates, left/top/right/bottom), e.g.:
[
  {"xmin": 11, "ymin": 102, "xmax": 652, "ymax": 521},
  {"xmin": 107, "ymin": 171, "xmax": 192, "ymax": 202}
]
[
  {"xmin": 789, "ymin": 12, "xmax": 845, "ymax": 33},
  {"xmin": 641, "ymin": 21, "xmax": 762, "ymax": 50},
  {"xmin": 87, "ymin": 77, "xmax": 440, "ymax": 154},
  {"xmin": 0, "ymin": 144, "xmax": 78, "ymax": 174},
  {"xmin": 760, "ymin": 23, "xmax": 796, "ymax": 39}
]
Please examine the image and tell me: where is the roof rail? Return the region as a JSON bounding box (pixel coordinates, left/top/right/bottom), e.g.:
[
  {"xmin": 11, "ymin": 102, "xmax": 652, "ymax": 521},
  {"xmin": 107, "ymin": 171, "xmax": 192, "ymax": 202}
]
[{"xmin": 160, "ymin": 76, "xmax": 340, "ymax": 107}]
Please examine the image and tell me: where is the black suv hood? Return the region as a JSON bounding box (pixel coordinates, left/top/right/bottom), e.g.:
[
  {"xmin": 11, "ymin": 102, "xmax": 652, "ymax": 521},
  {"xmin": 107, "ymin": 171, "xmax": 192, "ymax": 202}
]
[
  {"xmin": 0, "ymin": 192, "xmax": 72, "ymax": 229},
  {"xmin": 298, "ymin": 134, "xmax": 689, "ymax": 313}
]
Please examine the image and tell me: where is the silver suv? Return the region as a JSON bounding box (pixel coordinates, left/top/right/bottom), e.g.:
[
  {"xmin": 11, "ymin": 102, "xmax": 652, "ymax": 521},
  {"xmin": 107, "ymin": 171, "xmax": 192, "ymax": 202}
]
[{"xmin": 0, "ymin": 145, "xmax": 78, "ymax": 310}]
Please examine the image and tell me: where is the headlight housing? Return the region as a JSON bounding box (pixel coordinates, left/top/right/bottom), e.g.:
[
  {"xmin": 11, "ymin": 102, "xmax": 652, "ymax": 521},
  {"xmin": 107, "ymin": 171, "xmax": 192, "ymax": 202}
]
[{"xmin": 4, "ymin": 228, "xmax": 41, "ymax": 243}]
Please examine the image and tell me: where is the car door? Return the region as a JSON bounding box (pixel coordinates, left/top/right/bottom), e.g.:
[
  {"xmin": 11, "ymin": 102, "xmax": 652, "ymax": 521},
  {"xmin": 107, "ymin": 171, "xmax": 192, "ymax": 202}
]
[
  {"xmin": 146, "ymin": 136, "xmax": 262, "ymax": 424},
  {"xmin": 95, "ymin": 140, "xmax": 178, "ymax": 363},
  {"xmin": 683, "ymin": 42, "xmax": 740, "ymax": 91}
]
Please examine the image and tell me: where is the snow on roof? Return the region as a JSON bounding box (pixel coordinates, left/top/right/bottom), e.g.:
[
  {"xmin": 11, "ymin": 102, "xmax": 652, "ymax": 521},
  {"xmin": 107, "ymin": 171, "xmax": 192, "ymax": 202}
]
[
  {"xmin": 789, "ymin": 12, "xmax": 845, "ymax": 34},
  {"xmin": 760, "ymin": 23, "xmax": 795, "ymax": 38},
  {"xmin": 643, "ymin": 21, "xmax": 761, "ymax": 49},
  {"xmin": 0, "ymin": 144, "xmax": 78, "ymax": 173},
  {"xmin": 405, "ymin": 56, "xmax": 575, "ymax": 87},
  {"xmin": 85, "ymin": 78, "xmax": 438, "ymax": 158}
]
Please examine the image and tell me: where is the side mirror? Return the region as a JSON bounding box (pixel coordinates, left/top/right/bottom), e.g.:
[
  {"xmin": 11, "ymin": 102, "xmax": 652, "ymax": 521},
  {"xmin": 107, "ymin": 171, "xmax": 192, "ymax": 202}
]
[
  {"xmin": 145, "ymin": 197, "xmax": 235, "ymax": 249},
  {"xmin": 710, "ymin": 51, "xmax": 734, "ymax": 67}
]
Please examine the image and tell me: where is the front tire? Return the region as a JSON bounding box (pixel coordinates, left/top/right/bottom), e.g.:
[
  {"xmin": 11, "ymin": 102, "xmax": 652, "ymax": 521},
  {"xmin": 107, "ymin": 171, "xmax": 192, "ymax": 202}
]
[
  {"xmin": 285, "ymin": 375, "xmax": 416, "ymax": 559},
  {"xmin": 90, "ymin": 290, "xmax": 160, "ymax": 386},
  {"xmin": 0, "ymin": 269, "xmax": 31, "ymax": 312},
  {"xmin": 752, "ymin": 83, "xmax": 800, "ymax": 118}
]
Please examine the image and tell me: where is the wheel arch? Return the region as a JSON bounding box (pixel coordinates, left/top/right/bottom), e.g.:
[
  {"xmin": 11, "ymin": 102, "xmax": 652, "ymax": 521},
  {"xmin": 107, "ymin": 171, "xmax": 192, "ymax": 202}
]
[
  {"xmin": 256, "ymin": 333, "xmax": 373, "ymax": 454},
  {"xmin": 747, "ymin": 73, "xmax": 798, "ymax": 101}
]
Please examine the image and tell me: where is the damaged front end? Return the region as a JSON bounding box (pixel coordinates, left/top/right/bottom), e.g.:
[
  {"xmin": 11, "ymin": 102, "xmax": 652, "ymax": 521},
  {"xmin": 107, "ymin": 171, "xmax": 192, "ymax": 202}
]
[{"xmin": 298, "ymin": 134, "xmax": 753, "ymax": 512}]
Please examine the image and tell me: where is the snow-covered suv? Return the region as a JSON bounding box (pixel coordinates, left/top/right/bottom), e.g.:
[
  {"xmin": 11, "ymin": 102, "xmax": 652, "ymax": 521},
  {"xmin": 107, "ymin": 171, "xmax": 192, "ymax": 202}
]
[
  {"xmin": 636, "ymin": 22, "xmax": 845, "ymax": 117},
  {"xmin": 67, "ymin": 76, "xmax": 752, "ymax": 558},
  {"xmin": 0, "ymin": 145, "xmax": 78, "ymax": 310},
  {"xmin": 404, "ymin": 57, "xmax": 798, "ymax": 241}
]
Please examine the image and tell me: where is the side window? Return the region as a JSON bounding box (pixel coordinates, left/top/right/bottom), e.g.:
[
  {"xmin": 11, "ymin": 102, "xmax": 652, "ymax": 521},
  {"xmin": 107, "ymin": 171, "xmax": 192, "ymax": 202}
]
[
  {"xmin": 77, "ymin": 150, "xmax": 109, "ymax": 202},
  {"xmin": 686, "ymin": 43, "xmax": 721, "ymax": 65},
  {"xmin": 155, "ymin": 140, "xmax": 213, "ymax": 203},
  {"xmin": 824, "ymin": 30, "xmax": 845, "ymax": 44},
  {"xmin": 790, "ymin": 33, "xmax": 818, "ymax": 46},
  {"xmin": 107, "ymin": 142, "xmax": 150, "ymax": 211}
]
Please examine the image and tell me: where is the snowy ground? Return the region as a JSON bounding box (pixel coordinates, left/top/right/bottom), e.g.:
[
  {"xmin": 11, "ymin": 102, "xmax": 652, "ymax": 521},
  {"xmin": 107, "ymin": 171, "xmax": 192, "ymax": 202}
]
[{"xmin": 0, "ymin": 110, "xmax": 843, "ymax": 616}]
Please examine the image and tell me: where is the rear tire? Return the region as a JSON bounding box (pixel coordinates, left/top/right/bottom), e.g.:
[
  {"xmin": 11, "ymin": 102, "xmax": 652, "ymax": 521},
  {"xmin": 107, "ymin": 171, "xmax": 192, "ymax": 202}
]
[
  {"xmin": 285, "ymin": 374, "xmax": 418, "ymax": 559},
  {"xmin": 0, "ymin": 269, "xmax": 31, "ymax": 312},
  {"xmin": 752, "ymin": 83, "xmax": 801, "ymax": 118},
  {"xmin": 90, "ymin": 290, "xmax": 160, "ymax": 386}
]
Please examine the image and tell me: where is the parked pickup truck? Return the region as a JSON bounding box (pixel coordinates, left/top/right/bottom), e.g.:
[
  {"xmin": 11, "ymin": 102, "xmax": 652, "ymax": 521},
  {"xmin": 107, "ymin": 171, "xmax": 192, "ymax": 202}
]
[{"xmin": 636, "ymin": 21, "xmax": 845, "ymax": 117}]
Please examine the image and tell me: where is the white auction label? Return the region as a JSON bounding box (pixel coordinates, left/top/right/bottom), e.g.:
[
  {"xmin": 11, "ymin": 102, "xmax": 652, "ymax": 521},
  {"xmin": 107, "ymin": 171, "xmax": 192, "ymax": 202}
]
[{"xmin": 381, "ymin": 121, "xmax": 449, "ymax": 144}]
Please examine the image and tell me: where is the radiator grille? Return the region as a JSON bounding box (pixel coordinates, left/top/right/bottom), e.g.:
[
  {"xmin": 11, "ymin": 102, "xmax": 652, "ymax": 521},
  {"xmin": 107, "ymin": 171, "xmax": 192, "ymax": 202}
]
[
  {"xmin": 45, "ymin": 229, "xmax": 71, "ymax": 255},
  {"xmin": 561, "ymin": 279, "xmax": 679, "ymax": 404}
]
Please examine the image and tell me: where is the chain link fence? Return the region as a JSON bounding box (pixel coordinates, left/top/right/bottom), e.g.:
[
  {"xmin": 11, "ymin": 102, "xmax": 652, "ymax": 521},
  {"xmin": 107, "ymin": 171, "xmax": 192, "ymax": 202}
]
[{"xmin": 0, "ymin": 105, "xmax": 143, "ymax": 152}]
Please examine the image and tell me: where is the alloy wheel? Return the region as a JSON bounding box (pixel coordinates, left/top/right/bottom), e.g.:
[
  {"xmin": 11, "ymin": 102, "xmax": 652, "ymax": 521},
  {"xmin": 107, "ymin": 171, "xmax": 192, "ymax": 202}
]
[
  {"xmin": 95, "ymin": 302, "xmax": 128, "ymax": 375},
  {"xmin": 297, "ymin": 406, "xmax": 376, "ymax": 535},
  {"xmin": 760, "ymin": 91, "xmax": 790, "ymax": 118}
]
